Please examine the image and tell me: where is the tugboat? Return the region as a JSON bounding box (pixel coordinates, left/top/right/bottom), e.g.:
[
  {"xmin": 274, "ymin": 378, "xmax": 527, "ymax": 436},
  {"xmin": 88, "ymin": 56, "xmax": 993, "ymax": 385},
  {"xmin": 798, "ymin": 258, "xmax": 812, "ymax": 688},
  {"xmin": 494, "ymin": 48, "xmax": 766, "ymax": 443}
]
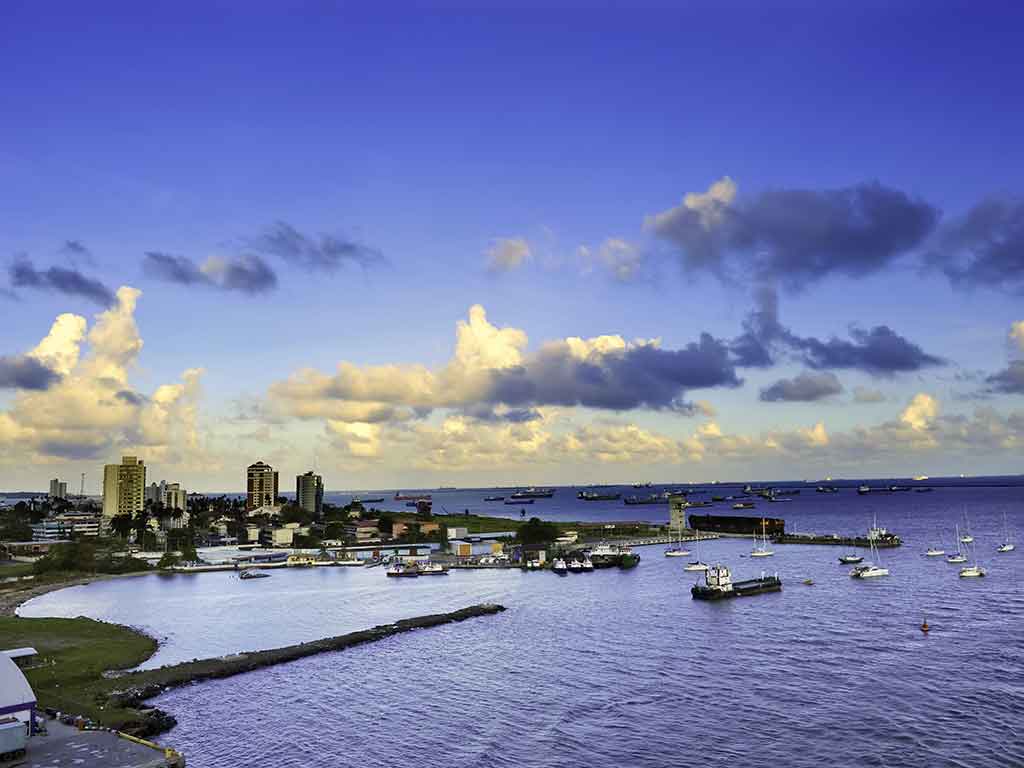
[
  {"xmin": 619, "ymin": 548, "xmax": 640, "ymax": 569},
  {"xmin": 691, "ymin": 564, "xmax": 781, "ymax": 600},
  {"xmin": 386, "ymin": 562, "xmax": 419, "ymax": 577}
]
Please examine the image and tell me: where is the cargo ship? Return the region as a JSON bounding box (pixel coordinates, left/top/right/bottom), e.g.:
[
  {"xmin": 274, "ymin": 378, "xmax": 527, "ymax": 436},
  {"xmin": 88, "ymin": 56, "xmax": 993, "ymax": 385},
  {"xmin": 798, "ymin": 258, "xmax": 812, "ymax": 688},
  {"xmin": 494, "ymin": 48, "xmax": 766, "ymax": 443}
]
[
  {"xmin": 691, "ymin": 564, "xmax": 782, "ymax": 600},
  {"xmin": 578, "ymin": 490, "xmax": 622, "ymax": 501},
  {"xmin": 624, "ymin": 494, "xmax": 665, "ymax": 505},
  {"xmin": 510, "ymin": 487, "xmax": 555, "ymax": 499},
  {"xmin": 688, "ymin": 514, "xmax": 785, "ymax": 537},
  {"xmin": 394, "ymin": 491, "xmax": 432, "ymax": 501}
]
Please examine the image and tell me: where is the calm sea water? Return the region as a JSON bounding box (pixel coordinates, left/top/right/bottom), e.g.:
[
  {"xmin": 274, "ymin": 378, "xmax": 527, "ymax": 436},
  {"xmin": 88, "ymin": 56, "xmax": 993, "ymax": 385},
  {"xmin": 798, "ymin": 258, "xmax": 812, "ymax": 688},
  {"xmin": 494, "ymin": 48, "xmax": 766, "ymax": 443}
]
[{"xmin": 20, "ymin": 483, "xmax": 1024, "ymax": 767}]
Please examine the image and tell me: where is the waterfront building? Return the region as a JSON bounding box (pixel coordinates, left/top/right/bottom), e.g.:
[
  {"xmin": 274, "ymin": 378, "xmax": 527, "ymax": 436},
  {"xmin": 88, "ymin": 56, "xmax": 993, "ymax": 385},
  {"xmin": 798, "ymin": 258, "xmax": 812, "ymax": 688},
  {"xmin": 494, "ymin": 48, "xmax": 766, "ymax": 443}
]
[
  {"xmin": 246, "ymin": 461, "xmax": 279, "ymax": 510},
  {"xmin": 261, "ymin": 527, "xmax": 294, "ymax": 547},
  {"xmin": 447, "ymin": 526, "xmax": 469, "ymax": 540},
  {"xmin": 345, "ymin": 519, "xmax": 380, "ymax": 542},
  {"xmin": 48, "ymin": 478, "xmax": 68, "ymax": 500},
  {"xmin": 296, "ymin": 471, "xmax": 324, "ymax": 516},
  {"xmin": 102, "ymin": 456, "xmax": 146, "ymax": 519}
]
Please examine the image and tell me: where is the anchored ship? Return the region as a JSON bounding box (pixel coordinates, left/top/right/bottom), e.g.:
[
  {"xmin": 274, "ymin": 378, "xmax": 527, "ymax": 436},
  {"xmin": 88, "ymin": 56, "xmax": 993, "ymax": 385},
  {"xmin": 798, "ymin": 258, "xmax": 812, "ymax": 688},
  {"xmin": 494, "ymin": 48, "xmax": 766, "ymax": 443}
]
[{"xmin": 691, "ymin": 564, "xmax": 781, "ymax": 600}]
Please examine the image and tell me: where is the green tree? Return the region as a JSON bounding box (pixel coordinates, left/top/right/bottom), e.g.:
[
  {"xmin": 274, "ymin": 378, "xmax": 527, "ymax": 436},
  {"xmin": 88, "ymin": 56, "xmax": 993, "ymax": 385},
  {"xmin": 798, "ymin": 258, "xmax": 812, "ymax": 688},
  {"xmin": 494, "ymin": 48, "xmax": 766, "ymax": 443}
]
[{"xmin": 515, "ymin": 517, "xmax": 559, "ymax": 546}]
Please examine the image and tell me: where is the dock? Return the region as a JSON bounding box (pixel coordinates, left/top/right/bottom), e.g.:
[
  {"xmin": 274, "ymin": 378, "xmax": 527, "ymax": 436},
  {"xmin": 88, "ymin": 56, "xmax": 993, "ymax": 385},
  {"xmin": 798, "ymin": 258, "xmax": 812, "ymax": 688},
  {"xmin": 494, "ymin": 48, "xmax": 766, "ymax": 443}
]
[{"xmin": 23, "ymin": 718, "xmax": 183, "ymax": 767}]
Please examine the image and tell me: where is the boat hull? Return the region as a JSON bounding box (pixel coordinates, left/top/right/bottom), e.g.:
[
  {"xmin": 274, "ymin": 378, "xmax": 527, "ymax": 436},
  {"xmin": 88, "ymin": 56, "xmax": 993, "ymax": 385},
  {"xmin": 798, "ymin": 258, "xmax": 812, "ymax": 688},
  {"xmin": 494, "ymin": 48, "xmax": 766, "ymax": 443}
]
[{"xmin": 692, "ymin": 576, "xmax": 781, "ymax": 600}]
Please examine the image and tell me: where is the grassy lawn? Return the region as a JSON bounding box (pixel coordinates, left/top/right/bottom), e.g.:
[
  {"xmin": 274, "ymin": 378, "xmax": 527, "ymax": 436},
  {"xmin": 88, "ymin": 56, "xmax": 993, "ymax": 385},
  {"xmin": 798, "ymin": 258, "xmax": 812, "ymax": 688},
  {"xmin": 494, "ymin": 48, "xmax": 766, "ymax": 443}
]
[
  {"xmin": 0, "ymin": 615, "xmax": 157, "ymax": 729},
  {"xmin": 0, "ymin": 562, "xmax": 36, "ymax": 578}
]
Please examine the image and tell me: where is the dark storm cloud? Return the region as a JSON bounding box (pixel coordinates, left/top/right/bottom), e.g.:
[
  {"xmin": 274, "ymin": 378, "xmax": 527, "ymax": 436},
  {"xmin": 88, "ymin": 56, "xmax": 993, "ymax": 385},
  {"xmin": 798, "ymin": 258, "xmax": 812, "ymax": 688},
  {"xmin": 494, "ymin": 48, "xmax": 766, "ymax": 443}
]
[
  {"xmin": 650, "ymin": 181, "xmax": 939, "ymax": 290},
  {"xmin": 252, "ymin": 221, "xmax": 384, "ymax": 272},
  {"xmin": 461, "ymin": 404, "xmax": 543, "ymax": 423},
  {"xmin": 60, "ymin": 240, "xmax": 94, "ymax": 266},
  {"xmin": 760, "ymin": 371, "xmax": 843, "ymax": 402},
  {"xmin": 0, "ymin": 355, "xmax": 60, "ymax": 390},
  {"xmin": 488, "ymin": 333, "xmax": 741, "ymax": 412},
  {"xmin": 38, "ymin": 439, "xmax": 109, "ymax": 460},
  {"xmin": 9, "ymin": 257, "xmax": 115, "ymax": 307},
  {"xmin": 985, "ymin": 361, "xmax": 1024, "ymax": 394},
  {"xmin": 797, "ymin": 325, "xmax": 945, "ymax": 374},
  {"xmin": 143, "ymin": 251, "xmax": 278, "ymax": 294},
  {"xmin": 930, "ymin": 198, "xmax": 1024, "ymax": 293},
  {"xmin": 728, "ymin": 285, "xmax": 944, "ymax": 376}
]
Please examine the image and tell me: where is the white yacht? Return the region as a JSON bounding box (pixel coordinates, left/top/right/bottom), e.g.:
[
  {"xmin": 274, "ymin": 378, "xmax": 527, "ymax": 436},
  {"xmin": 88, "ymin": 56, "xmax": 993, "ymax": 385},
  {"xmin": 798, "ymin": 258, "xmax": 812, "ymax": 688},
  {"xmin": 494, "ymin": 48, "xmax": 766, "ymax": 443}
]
[
  {"xmin": 996, "ymin": 512, "xmax": 1015, "ymax": 553},
  {"xmin": 959, "ymin": 564, "xmax": 986, "ymax": 578},
  {"xmin": 567, "ymin": 558, "xmax": 583, "ymax": 572},
  {"xmin": 551, "ymin": 558, "xmax": 568, "ymax": 575},
  {"xmin": 850, "ymin": 538, "xmax": 889, "ymax": 578},
  {"xmin": 750, "ymin": 518, "xmax": 774, "ymax": 558},
  {"xmin": 924, "ymin": 546, "xmax": 945, "ymax": 557},
  {"xmin": 664, "ymin": 524, "xmax": 690, "ymax": 557},
  {"xmin": 947, "ymin": 524, "xmax": 968, "ymax": 563},
  {"xmin": 580, "ymin": 557, "xmax": 594, "ymax": 572}
]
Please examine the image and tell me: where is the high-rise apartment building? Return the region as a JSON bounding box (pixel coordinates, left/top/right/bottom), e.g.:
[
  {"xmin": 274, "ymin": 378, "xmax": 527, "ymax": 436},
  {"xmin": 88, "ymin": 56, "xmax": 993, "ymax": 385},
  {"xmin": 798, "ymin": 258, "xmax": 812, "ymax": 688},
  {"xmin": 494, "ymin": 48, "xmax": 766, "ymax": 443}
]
[
  {"xmin": 296, "ymin": 471, "xmax": 324, "ymax": 516},
  {"xmin": 247, "ymin": 461, "xmax": 279, "ymax": 510},
  {"xmin": 102, "ymin": 456, "xmax": 146, "ymax": 518},
  {"xmin": 48, "ymin": 478, "xmax": 68, "ymax": 500},
  {"xmin": 163, "ymin": 482, "xmax": 187, "ymax": 512}
]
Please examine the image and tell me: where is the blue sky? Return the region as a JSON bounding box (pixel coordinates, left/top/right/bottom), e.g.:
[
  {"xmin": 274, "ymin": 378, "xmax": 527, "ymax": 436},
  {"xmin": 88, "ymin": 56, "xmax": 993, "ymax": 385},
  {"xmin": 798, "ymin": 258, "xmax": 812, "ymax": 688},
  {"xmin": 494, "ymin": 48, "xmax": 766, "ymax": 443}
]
[{"xmin": 2, "ymin": 2, "xmax": 1023, "ymax": 491}]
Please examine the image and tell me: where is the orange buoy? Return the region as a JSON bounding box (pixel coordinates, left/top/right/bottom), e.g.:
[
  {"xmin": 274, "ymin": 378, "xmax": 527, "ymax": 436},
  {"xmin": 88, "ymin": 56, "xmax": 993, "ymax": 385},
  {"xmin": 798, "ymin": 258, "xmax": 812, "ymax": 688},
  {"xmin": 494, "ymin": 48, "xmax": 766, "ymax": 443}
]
[{"xmin": 921, "ymin": 618, "xmax": 930, "ymax": 633}]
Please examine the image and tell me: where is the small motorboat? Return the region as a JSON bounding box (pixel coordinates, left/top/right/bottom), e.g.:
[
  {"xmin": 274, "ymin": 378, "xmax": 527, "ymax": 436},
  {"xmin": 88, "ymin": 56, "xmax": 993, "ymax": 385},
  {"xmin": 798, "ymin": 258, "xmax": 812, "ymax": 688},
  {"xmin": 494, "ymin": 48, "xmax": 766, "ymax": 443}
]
[
  {"xmin": 238, "ymin": 569, "xmax": 269, "ymax": 580},
  {"xmin": 483, "ymin": 496, "xmax": 504, "ymax": 502},
  {"xmin": 580, "ymin": 557, "xmax": 594, "ymax": 572},
  {"xmin": 850, "ymin": 564, "xmax": 889, "ymax": 578},
  {"xmin": 996, "ymin": 542, "xmax": 1016, "ymax": 553},
  {"xmin": 418, "ymin": 562, "xmax": 449, "ymax": 575},
  {"xmin": 802, "ymin": 578, "xmax": 815, "ymax": 586},
  {"xmin": 838, "ymin": 554, "xmax": 863, "ymax": 564},
  {"xmin": 946, "ymin": 552, "xmax": 967, "ymax": 564},
  {"xmin": 551, "ymin": 558, "xmax": 568, "ymax": 575},
  {"xmin": 924, "ymin": 547, "xmax": 945, "ymax": 557},
  {"xmin": 386, "ymin": 562, "xmax": 419, "ymax": 578},
  {"xmin": 567, "ymin": 559, "xmax": 583, "ymax": 573},
  {"xmin": 684, "ymin": 561, "xmax": 709, "ymax": 572}
]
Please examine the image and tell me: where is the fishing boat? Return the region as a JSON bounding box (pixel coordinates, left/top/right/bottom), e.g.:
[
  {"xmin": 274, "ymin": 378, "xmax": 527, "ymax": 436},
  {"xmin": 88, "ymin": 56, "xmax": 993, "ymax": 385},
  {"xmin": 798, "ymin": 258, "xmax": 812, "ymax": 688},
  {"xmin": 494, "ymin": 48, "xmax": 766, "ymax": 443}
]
[
  {"xmin": 691, "ymin": 564, "xmax": 781, "ymax": 600},
  {"xmin": 238, "ymin": 569, "xmax": 269, "ymax": 580},
  {"xmin": 850, "ymin": 537, "xmax": 889, "ymax": 578},
  {"xmin": 552, "ymin": 558, "xmax": 568, "ymax": 575},
  {"xmin": 385, "ymin": 562, "xmax": 419, "ymax": 577},
  {"xmin": 749, "ymin": 518, "xmax": 774, "ymax": 558},
  {"xmin": 996, "ymin": 512, "xmax": 1015, "ymax": 553}
]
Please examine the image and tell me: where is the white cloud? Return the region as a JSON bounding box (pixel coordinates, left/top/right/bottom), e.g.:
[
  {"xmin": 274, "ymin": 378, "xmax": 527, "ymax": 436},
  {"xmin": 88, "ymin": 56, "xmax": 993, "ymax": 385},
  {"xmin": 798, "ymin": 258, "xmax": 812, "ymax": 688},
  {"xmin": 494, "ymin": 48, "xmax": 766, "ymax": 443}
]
[
  {"xmin": 646, "ymin": 176, "xmax": 737, "ymax": 233},
  {"xmin": 900, "ymin": 393, "xmax": 938, "ymax": 431},
  {"xmin": 0, "ymin": 288, "xmax": 211, "ymax": 468}
]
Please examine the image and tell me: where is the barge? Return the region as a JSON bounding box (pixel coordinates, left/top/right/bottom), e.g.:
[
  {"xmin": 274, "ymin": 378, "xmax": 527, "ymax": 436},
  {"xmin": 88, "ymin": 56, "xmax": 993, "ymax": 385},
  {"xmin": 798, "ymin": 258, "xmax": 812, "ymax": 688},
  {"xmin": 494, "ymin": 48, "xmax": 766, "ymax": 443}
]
[
  {"xmin": 773, "ymin": 533, "xmax": 902, "ymax": 548},
  {"xmin": 691, "ymin": 564, "xmax": 782, "ymax": 600},
  {"xmin": 688, "ymin": 514, "xmax": 785, "ymax": 537}
]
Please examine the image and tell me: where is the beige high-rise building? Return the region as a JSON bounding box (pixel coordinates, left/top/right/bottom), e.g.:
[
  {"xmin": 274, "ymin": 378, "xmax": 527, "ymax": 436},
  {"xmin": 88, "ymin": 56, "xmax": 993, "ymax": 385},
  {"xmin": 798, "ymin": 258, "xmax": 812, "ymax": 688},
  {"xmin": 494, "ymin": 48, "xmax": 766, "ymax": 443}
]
[
  {"xmin": 102, "ymin": 456, "xmax": 146, "ymax": 519},
  {"xmin": 247, "ymin": 461, "xmax": 279, "ymax": 510},
  {"xmin": 296, "ymin": 471, "xmax": 323, "ymax": 516},
  {"xmin": 164, "ymin": 482, "xmax": 187, "ymax": 512}
]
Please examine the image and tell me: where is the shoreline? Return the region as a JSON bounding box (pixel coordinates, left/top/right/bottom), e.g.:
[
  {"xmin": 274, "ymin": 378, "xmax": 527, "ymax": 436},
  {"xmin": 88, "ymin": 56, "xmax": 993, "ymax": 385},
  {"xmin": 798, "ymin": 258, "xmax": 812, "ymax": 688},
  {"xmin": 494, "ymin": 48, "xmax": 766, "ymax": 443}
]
[{"xmin": 0, "ymin": 569, "xmax": 155, "ymax": 617}]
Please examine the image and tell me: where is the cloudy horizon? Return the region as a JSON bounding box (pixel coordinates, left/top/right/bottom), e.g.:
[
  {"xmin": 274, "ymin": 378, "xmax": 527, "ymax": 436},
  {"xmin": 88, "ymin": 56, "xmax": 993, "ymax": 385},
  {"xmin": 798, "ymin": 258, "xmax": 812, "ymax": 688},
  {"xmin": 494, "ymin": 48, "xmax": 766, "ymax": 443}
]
[{"xmin": 2, "ymin": 5, "xmax": 1022, "ymax": 492}]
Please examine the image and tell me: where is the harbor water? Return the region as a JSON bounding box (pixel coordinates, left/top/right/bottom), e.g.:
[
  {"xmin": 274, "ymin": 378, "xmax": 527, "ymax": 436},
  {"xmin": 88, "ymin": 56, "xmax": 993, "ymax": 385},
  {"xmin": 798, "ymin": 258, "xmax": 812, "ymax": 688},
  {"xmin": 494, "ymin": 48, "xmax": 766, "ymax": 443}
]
[{"xmin": 19, "ymin": 482, "xmax": 1024, "ymax": 767}]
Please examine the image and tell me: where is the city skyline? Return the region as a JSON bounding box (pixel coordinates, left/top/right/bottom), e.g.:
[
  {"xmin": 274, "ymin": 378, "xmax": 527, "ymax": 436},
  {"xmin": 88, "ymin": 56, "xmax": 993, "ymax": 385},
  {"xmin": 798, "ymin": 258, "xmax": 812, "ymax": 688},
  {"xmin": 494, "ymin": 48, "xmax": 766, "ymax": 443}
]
[{"xmin": 3, "ymin": 4, "xmax": 1024, "ymax": 492}]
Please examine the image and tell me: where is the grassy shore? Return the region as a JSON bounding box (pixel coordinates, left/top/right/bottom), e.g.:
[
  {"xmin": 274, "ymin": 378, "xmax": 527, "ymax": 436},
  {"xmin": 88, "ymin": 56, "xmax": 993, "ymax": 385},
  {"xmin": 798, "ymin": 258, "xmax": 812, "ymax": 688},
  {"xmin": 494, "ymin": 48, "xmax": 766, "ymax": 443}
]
[
  {"xmin": 0, "ymin": 601, "xmax": 505, "ymax": 738},
  {"xmin": 0, "ymin": 614, "xmax": 158, "ymax": 730}
]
